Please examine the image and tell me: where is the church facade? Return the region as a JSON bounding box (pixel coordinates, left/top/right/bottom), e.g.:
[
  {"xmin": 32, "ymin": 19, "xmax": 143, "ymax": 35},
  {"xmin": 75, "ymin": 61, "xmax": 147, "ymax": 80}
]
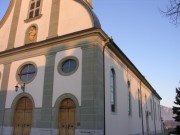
[{"xmin": 0, "ymin": 0, "xmax": 163, "ymax": 135}]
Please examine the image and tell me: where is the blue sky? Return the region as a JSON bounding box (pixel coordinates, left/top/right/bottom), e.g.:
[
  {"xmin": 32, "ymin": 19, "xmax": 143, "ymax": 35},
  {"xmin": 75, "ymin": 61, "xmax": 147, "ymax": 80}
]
[{"xmin": 0, "ymin": 0, "xmax": 180, "ymax": 108}]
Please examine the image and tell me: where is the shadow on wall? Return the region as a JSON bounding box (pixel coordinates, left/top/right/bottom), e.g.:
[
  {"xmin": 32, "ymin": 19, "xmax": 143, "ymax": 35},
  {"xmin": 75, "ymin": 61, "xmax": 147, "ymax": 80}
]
[
  {"xmin": 105, "ymin": 50, "xmax": 163, "ymax": 135},
  {"xmin": 0, "ymin": 40, "xmax": 163, "ymax": 135},
  {"xmin": 0, "ymin": 40, "xmax": 101, "ymax": 135}
]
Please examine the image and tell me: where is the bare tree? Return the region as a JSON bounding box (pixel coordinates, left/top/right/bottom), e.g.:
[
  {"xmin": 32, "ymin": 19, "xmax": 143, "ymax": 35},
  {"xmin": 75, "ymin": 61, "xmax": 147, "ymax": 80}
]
[{"xmin": 163, "ymin": 0, "xmax": 180, "ymax": 26}]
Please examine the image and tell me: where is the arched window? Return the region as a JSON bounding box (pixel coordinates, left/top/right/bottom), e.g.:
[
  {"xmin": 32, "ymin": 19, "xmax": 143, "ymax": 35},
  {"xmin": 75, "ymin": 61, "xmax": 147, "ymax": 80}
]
[
  {"xmin": 154, "ymin": 102, "xmax": 157, "ymax": 121},
  {"xmin": 28, "ymin": 0, "xmax": 41, "ymax": 19},
  {"xmin": 150, "ymin": 99, "xmax": 153, "ymax": 120},
  {"xmin": 138, "ymin": 89, "xmax": 141, "ymax": 117},
  {"xmin": 127, "ymin": 80, "xmax": 131, "ymax": 115},
  {"xmin": 145, "ymin": 95, "xmax": 147, "ymax": 109},
  {"xmin": 110, "ymin": 69, "xmax": 116, "ymax": 112}
]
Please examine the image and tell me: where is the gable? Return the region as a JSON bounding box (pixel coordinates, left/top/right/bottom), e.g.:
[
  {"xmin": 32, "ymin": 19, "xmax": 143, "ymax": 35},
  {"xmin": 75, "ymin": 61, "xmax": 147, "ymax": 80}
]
[{"xmin": 0, "ymin": 0, "xmax": 101, "ymax": 51}]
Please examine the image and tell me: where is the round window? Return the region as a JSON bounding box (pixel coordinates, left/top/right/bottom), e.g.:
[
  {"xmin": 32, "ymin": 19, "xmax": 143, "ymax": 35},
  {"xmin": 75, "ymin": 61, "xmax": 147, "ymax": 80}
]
[
  {"xmin": 62, "ymin": 59, "xmax": 76, "ymax": 73},
  {"xmin": 18, "ymin": 64, "xmax": 37, "ymax": 83},
  {"xmin": 58, "ymin": 56, "xmax": 79, "ymax": 76}
]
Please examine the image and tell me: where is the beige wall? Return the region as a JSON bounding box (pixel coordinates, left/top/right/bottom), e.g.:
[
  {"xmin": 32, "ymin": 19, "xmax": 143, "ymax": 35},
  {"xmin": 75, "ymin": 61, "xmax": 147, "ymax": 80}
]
[
  {"xmin": 105, "ymin": 51, "xmax": 129, "ymax": 135},
  {"xmin": 0, "ymin": 0, "xmax": 94, "ymax": 50},
  {"xmin": 58, "ymin": 0, "xmax": 93, "ymax": 36},
  {"xmin": 104, "ymin": 49, "xmax": 162, "ymax": 135},
  {"xmin": 53, "ymin": 48, "xmax": 82, "ymax": 107},
  {"xmin": 0, "ymin": 6, "xmax": 14, "ymax": 51},
  {"xmin": 14, "ymin": 0, "xmax": 52, "ymax": 48},
  {"xmin": 5, "ymin": 55, "xmax": 46, "ymax": 108}
]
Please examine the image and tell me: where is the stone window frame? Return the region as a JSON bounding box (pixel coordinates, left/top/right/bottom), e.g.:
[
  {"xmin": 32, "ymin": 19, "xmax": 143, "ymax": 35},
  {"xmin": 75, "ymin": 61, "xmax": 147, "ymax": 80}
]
[
  {"xmin": 57, "ymin": 56, "xmax": 79, "ymax": 76},
  {"xmin": 16, "ymin": 62, "xmax": 37, "ymax": 84},
  {"xmin": 24, "ymin": 0, "xmax": 43, "ymax": 23},
  {"xmin": 25, "ymin": 24, "xmax": 38, "ymax": 44}
]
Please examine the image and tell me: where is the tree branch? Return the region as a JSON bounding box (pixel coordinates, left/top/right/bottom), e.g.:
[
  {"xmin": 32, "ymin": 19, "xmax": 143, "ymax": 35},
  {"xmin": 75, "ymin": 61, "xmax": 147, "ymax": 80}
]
[{"xmin": 162, "ymin": 0, "xmax": 180, "ymax": 26}]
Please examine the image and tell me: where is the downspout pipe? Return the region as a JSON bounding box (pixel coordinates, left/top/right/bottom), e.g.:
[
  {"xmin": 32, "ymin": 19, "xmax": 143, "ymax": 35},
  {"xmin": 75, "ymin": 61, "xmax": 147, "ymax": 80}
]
[
  {"xmin": 140, "ymin": 81, "xmax": 145, "ymax": 135},
  {"xmin": 103, "ymin": 38, "xmax": 111, "ymax": 135}
]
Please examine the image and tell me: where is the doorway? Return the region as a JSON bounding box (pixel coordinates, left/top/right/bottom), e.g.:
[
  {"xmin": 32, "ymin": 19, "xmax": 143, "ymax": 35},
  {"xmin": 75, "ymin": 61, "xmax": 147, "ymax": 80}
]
[
  {"xmin": 59, "ymin": 98, "xmax": 76, "ymax": 135},
  {"xmin": 13, "ymin": 97, "xmax": 33, "ymax": 135}
]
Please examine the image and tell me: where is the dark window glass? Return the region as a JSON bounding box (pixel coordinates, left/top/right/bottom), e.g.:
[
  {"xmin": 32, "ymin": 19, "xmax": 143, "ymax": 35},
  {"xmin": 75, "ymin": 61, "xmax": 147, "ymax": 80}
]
[
  {"xmin": 30, "ymin": 2, "xmax": 35, "ymax": 10},
  {"xmin": 62, "ymin": 59, "xmax": 76, "ymax": 73},
  {"xmin": 29, "ymin": 64, "xmax": 36, "ymax": 71},
  {"xmin": 28, "ymin": 74, "xmax": 35, "ymax": 81},
  {"xmin": 110, "ymin": 69, "xmax": 116, "ymax": 112},
  {"xmin": 138, "ymin": 89, "xmax": 142, "ymax": 117},
  {"xmin": 155, "ymin": 103, "xmax": 157, "ymax": 121},
  {"xmin": 19, "ymin": 64, "xmax": 36, "ymax": 82},
  {"xmin": 128, "ymin": 91, "xmax": 131, "ymax": 115},
  {"xmin": 29, "ymin": 11, "xmax": 34, "ymax": 18},
  {"xmin": 111, "ymin": 104, "xmax": 115, "ymax": 112},
  {"xmin": 20, "ymin": 75, "xmax": 27, "ymax": 82},
  {"xmin": 36, "ymin": 0, "xmax": 40, "ymax": 7},
  {"xmin": 35, "ymin": 9, "xmax": 39, "ymax": 17}
]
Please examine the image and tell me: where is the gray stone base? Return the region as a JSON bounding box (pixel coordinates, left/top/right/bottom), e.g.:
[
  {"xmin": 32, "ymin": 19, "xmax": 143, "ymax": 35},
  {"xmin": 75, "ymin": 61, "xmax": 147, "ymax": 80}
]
[
  {"xmin": 0, "ymin": 127, "xmax": 13, "ymax": 135},
  {"xmin": 0, "ymin": 127, "xmax": 163, "ymax": 135},
  {"xmin": 31, "ymin": 128, "xmax": 58, "ymax": 135},
  {"xmin": 0, "ymin": 127, "xmax": 104, "ymax": 135},
  {"xmin": 75, "ymin": 129, "xmax": 103, "ymax": 135},
  {"xmin": 0, "ymin": 127, "xmax": 58, "ymax": 135},
  {"xmin": 129, "ymin": 131, "xmax": 165, "ymax": 135}
]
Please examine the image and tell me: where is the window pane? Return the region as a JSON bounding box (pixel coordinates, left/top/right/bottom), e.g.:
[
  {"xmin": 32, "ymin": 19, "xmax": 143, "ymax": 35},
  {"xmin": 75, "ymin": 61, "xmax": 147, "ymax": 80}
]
[
  {"xmin": 110, "ymin": 75, "xmax": 113, "ymax": 85},
  {"xmin": 111, "ymin": 105, "xmax": 115, "ymax": 112},
  {"xmin": 35, "ymin": 9, "xmax": 40, "ymax": 17},
  {"xmin": 69, "ymin": 60, "xmax": 76, "ymax": 72},
  {"xmin": 19, "ymin": 64, "xmax": 36, "ymax": 82},
  {"xmin": 28, "ymin": 64, "xmax": 36, "ymax": 72},
  {"xmin": 36, "ymin": 0, "xmax": 41, "ymax": 8},
  {"xmin": 29, "ymin": 11, "xmax": 34, "ymax": 18},
  {"xmin": 30, "ymin": 2, "xmax": 35, "ymax": 10},
  {"xmin": 128, "ymin": 91, "xmax": 131, "ymax": 115},
  {"xmin": 62, "ymin": 59, "xmax": 76, "ymax": 73},
  {"xmin": 28, "ymin": 73, "xmax": 35, "ymax": 81},
  {"xmin": 138, "ymin": 90, "xmax": 141, "ymax": 117},
  {"xmin": 110, "ymin": 90, "xmax": 114, "ymax": 104},
  {"xmin": 20, "ymin": 75, "xmax": 28, "ymax": 82},
  {"xmin": 62, "ymin": 61, "xmax": 69, "ymax": 73},
  {"xmin": 21, "ymin": 66, "xmax": 28, "ymax": 75},
  {"xmin": 110, "ymin": 69, "xmax": 115, "ymax": 112}
]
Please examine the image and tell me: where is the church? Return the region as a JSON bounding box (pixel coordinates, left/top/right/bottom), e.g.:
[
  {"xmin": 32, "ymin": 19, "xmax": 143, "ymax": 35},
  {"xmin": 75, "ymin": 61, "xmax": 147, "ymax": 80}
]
[{"xmin": 0, "ymin": 0, "xmax": 163, "ymax": 135}]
